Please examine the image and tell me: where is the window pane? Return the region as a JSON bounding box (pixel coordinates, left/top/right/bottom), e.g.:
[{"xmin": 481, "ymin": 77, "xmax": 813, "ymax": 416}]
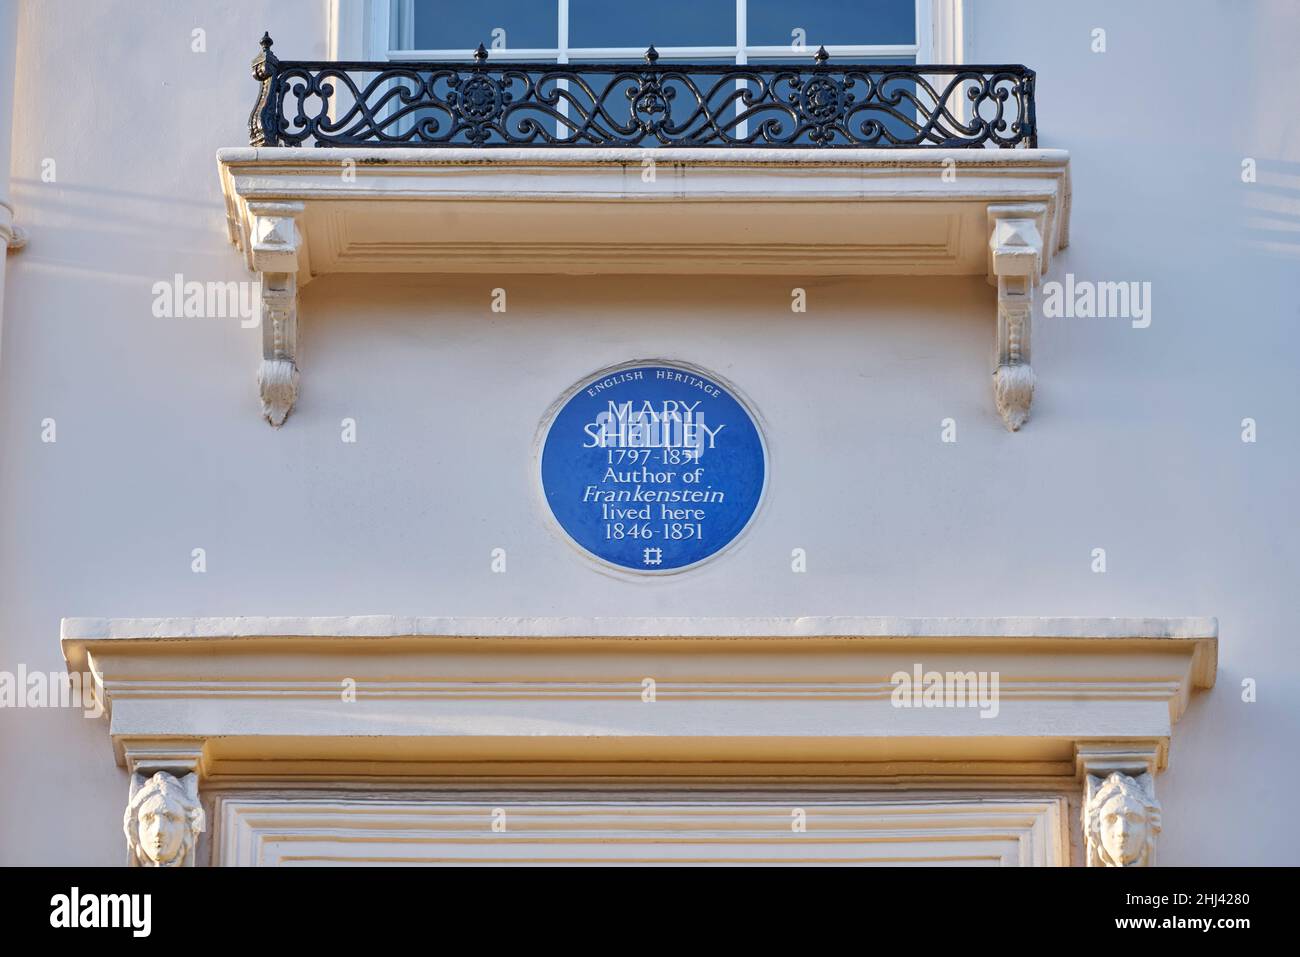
[
  {"xmin": 747, "ymin": 0, "xmax": 916, "ymax": 48},
  {"xmin": 569, "ymin": 0, "xmax": 734, "ymax": 48},
  {"xmin": 408, "ymin": 0, "xmax": 556, "ymax": 51}
]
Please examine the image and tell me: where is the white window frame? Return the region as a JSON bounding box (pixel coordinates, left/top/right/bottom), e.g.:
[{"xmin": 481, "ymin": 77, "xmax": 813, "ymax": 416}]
[
  {"xmin": 330, "ymin": 0, "xmax": 966, "ymax": 64},
  {"xmin": 327, "ymin": 1, "xmax": 967, "ymax": 140}
]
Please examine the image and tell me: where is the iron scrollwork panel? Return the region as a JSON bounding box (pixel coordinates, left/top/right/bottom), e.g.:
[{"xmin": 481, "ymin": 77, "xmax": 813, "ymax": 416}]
[{"xmin": 250, "ymin": 36, "xmax": 1037, "ymax": 149}]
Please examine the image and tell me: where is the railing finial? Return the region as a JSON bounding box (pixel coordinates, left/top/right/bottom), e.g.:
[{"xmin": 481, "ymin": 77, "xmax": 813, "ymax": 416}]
[
  {"xmin": 644, "ymin": 45, "xmax": 659, "ymax": 65},
  {"xmin": 249, "ymin": 32, "xmax": 281, "ymax": 146},
  {"xmin": 473, "ymin": 43, "xmax": 489, "ymax": 64},
  {"xmin": 814, "ymin": 45, "xmax": 829, "ymax": 65}
]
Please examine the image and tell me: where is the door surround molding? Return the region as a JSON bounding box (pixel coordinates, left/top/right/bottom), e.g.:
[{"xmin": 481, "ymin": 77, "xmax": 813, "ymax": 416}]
[{"xmin": 62, "ymin": 615, "xmax": 1215, "ymax": 865}]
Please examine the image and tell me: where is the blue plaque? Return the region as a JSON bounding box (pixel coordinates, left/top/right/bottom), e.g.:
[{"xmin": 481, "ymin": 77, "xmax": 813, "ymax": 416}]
[{"xmin": 540, "ymin": 363, "xmax": 767, "ymax": 572}]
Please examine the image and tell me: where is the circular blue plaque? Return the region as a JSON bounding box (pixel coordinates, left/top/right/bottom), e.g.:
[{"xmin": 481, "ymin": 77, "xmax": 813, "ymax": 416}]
[{"xmin": 540, "ymin": 362, "xmax": 767, "ymax": 572}]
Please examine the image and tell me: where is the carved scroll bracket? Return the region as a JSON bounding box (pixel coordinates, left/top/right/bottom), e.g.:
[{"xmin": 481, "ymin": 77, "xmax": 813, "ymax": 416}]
[
  {"xmin": 246, "ymin": 200, "xmax": 307, "ymax": 426},
  {"xmin": 987, "ymin": 204, "xmax": 1046, "ymax": 431}
]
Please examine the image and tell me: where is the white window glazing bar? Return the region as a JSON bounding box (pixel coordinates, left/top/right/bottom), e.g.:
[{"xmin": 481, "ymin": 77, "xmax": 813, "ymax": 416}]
[
  {"xmin": 389, "ymin": 45, "xmax": 919, "ymax": 61},
  {"xmin": 557, "ymin": 0, "xmax": 569, "ymax": 136},
  {"xmin": 536, "ymin": 47, "xmax": 740, "ymax": 60},
  {"xmin": 742, "ymin": 45, "xmax": 918, "ymax": 59},
  {"xmin": 386, "ymin": 47, "xmax": 562, "ymax": 60},
  {"xmin": 735, "ymin": 0, "xmax": 747, "ymax": 140},
  {"xmin": 916, "ymin": 0, "xmax": 933, "ymax": 62},
  {"xmin": 915, "ymin": 0, "xmax": 942, "ymax": 133}
]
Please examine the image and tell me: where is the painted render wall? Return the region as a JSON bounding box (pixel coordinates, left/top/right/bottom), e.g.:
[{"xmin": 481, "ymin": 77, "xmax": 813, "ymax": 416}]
[{"xmin": 0, "ymin": 0, "xmax": 1297, "ymax": 865}]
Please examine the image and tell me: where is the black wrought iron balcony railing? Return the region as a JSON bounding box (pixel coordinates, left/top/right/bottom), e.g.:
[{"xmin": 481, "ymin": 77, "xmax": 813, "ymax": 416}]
[{"xmin": 248, "ymin": 34, "xmax": 1036, "ymax": 150}]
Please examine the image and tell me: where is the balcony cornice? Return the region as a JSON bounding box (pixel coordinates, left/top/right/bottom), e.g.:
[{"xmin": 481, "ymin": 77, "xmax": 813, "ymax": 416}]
[{"xmin": 216, "ymin": 146, "xmax": 1071, "ymax": 428}]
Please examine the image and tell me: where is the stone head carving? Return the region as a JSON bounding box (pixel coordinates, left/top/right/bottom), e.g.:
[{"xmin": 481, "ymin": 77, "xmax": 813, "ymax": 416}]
[
  {"xmin": 123, "ymin": 771, "xmax": 205, "ymax": 867},
  {"xmin": 1084, "ymin": 771, "xmax": 1161, "ymax": 867}
]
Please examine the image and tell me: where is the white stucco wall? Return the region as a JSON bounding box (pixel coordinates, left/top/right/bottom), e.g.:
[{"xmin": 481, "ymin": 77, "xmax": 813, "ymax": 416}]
[{"xmin": 1, "ymin": 0, "xmax": 1297, "ymax": 865}]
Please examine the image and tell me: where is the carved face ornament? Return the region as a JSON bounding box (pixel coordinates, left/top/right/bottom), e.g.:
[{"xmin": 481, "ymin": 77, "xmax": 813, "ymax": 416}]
[
  {"xmin": 1084, "ymin": 771, "xmax": 1161, "ymax": 867},
  {"xmin": 1098, "ymin": 791, "xmax": 1149, "ymax": 866},
  {"xmin": 137, "ymin": 792, "xmax": 187, "ymax": 865},
  {"xmin": 123, "ymin": 771, "xmax": 205, "ymax": 867}
]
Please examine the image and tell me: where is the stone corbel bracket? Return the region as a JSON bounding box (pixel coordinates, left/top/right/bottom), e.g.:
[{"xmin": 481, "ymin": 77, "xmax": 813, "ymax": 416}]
[
  {"xmin": 988, "ymin": 204, "xmax": 1047, "ymax": 431},
  {"xmin": 243, "ymin": 200, "xmax": 309, "ymax": 426},
  {"xmin": 1, "ymin": 199, "xmax": 26, "ymax": 252},
  {"xmin": 1074, "ymin": 741, "xmax": 1162, "ymax": 781},
  {"xmin": 122, "ymin": 739, "xmax": 208, "ymax": 780}
]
